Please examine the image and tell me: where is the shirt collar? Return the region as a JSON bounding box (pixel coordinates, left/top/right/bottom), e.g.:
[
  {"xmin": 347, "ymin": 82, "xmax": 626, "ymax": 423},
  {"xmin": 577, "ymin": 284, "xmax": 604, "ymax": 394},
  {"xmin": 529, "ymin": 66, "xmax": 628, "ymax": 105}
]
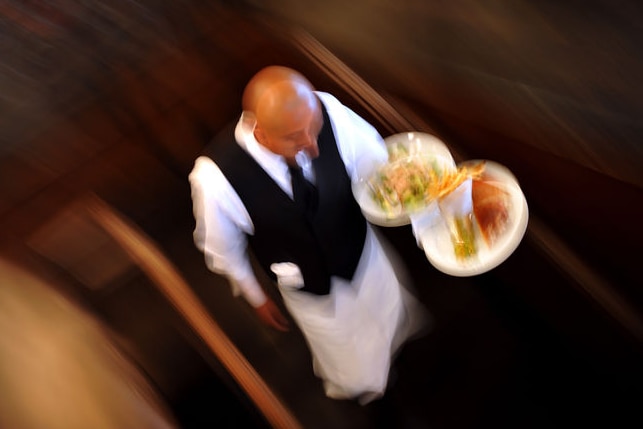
[{"xmin": 235, "ymin": 112, "xmax": 289, "ymax": 177}]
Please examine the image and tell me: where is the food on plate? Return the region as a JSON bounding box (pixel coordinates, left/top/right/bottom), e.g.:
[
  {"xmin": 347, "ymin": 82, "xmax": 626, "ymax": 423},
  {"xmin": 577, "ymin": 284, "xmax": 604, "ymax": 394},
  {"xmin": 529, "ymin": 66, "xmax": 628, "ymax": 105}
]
[
  {"xmin": 433, "ymin": 162, "xmax": 485, "ymax": 199},
  {"xmin": 369, "ymin": 157, "xmax": 445, "ymax": 214},
  {"xmin": 369, "ymin": 147, "xmax": 485, "ymax": 216},
  {"xmin": 387, "ymin": 142, "xmax": 410, "ymax": 162},
  {"xmin": 450, "ymin": 213, "xmax": 477, "ymax": 260},
  {"xmin": 443, "ymin": 163, "xmax": 509, "ymax": 261},
  {"xmin": 472, "ymin": 178, "xmax": 511, "ymax": 246}
]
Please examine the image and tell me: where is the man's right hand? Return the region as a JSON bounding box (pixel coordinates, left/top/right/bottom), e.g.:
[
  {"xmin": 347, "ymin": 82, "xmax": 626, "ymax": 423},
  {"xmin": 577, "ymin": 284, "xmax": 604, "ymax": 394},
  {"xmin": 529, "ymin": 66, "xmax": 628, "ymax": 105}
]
[{"xmin": 255, "ymin": 298, "xmax": 290, "ymax": 332}]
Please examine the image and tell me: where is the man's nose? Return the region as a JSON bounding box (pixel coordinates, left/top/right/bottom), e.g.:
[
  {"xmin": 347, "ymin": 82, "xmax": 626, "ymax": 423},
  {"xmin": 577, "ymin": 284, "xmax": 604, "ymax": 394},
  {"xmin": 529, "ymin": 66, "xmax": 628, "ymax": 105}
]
[{"xmin": 300, "ymin": 134, "xmax": 316, "ymax": 150}]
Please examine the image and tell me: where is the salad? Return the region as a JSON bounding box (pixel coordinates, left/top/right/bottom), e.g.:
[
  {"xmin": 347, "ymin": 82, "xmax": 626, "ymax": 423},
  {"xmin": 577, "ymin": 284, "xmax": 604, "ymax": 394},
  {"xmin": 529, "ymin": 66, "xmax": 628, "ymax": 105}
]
[
  {"xmin": 369, "ymin": 156, "xmax": 446, "ymax": 214},
  {"xmin": 369, "ymin": 143, "xmax": 484, "ymax": 217}
]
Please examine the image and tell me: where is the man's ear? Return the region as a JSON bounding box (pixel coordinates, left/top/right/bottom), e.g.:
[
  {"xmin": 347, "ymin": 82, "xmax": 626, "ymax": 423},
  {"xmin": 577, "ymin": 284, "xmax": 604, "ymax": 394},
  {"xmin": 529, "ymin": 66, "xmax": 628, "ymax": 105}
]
[
  {"xmin": 242, "ymin": 110, "xmax": 256, "ymax": 127},
  {"xmin": 253, "ymin": 124, "xmax": 266, "ymax": 146}
]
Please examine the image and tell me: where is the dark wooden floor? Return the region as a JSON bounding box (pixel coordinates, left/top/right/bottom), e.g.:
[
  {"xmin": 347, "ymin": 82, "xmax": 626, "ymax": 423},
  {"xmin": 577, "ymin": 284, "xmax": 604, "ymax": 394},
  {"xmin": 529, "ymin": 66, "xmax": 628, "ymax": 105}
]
[{"xmin": 140, "ymin": 195, "xmax": 643, "ymax": 429}]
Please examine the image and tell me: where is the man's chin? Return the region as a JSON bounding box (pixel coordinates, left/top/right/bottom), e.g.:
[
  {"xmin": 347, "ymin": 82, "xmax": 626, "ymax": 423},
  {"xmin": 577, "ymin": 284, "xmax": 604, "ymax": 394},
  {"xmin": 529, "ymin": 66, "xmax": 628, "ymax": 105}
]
[
  {"xmin": 294, "ymin": 150, "xmax": 318, "ymax": 167},
  {"xmin": 306, "ymin": 149, "xmax": 320, "ymax": 160}
]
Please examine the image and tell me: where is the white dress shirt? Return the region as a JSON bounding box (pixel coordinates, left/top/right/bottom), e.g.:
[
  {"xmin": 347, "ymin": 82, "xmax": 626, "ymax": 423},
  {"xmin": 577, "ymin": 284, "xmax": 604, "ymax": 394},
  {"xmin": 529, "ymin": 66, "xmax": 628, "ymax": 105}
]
[
  {"xmin": 189, "ymin": 91, "xmax": 388, "ymax": 307},
  {"xmin": 189, "ymin": 91, "xmax": 426, "ymax": 400}
]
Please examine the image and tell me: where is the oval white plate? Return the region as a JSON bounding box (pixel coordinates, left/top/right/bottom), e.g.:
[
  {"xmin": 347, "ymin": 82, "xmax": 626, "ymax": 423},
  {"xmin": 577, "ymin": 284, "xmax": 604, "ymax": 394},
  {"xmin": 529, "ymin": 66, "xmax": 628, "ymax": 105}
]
[
  {"xmin": 353, "ymin": 132, "xmax": 456, "ymax": 227},
  {"xmin": 418, "ymin": 160, "xmax": 529, "ymax": 276}
]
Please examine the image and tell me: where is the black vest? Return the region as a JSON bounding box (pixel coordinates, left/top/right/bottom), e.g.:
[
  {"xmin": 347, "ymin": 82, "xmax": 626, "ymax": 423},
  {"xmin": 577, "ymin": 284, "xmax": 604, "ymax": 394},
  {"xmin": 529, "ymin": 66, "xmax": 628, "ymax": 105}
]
[{"xmin": 203, "ymin": 103, "xmax": 367, "ymax": 295}]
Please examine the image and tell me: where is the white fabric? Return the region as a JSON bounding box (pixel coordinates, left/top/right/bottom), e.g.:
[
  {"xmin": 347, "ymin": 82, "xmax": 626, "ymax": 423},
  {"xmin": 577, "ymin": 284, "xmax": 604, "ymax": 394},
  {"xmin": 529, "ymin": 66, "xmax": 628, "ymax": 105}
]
[
  {"xmin": 438, "ymin": 178, "xmax": 473, "ymax": 218},
  {"xmin": 409, "ymin": 201, "xmax": 441, "ymax": 249},
  {"xmin": 276, "ymin": 226, "xmax": 403, "ymax": 399},
  {"xmin": 189, "ymin": 91, "xmax": 412, "ymax": 400},
  {"xmin": 409, "ymin": 178, "xmax": 474, "ymax": 250}
]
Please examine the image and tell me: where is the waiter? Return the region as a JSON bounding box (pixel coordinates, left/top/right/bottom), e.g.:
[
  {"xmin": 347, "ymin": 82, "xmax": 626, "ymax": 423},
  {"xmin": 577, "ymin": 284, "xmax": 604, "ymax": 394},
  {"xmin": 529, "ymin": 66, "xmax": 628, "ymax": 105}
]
[{"xmin": 189, "ymin": 65, "xmax": 424, "ymax": 403}]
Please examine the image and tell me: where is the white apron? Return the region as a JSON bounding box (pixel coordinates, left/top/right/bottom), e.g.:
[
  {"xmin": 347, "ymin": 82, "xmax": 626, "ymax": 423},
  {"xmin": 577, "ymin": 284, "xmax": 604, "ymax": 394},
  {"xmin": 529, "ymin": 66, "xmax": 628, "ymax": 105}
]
[{"xmin": 274, "ymin": 226, "xmax": 412, "ymax": 401}]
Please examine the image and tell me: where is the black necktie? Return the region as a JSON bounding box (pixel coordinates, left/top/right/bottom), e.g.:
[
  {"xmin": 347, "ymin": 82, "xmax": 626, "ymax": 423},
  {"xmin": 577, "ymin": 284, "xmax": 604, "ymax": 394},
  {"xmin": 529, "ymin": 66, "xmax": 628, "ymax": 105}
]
[{"xmin": 289, "ymin": 165, "xmax": 318, "ymax": 219}]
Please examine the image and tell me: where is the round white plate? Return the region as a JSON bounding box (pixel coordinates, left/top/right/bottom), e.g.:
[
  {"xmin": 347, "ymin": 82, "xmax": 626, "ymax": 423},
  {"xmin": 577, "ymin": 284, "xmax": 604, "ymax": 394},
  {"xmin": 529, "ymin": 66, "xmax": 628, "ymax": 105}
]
[
  {"xmin": 353, "ymin": 132, "xmax": 456, "ymax": 227},
  {"xmin": 417, "ymin": 160, "xmax": 529, "ymax": 277}
]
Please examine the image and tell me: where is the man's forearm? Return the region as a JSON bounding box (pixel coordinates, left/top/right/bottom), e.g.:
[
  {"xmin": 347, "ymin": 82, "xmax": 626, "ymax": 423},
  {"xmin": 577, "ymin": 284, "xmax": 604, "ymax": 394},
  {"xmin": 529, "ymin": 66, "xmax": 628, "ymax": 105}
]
[{"xmin": 229, "ymin": 273, "xmax": 268, "ymax": 308}]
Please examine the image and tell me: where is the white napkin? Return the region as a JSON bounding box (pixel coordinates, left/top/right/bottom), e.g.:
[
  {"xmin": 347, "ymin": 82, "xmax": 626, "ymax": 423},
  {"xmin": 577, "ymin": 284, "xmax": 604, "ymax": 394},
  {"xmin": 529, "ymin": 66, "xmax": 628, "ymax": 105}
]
[
  {"xmin": 270, "ymin": 262, "xmax": 305, "ymax": 289},
  {"xmin": 409, "ymin": 178, "xmax": 474, "ymax": 250},
  {"xmin": 437, "ymin": 178, "xmax": 473, "ymax": 218},
  {"xmin": 409, "ymin": 201, "xmax": 441, "ymax": 249}
]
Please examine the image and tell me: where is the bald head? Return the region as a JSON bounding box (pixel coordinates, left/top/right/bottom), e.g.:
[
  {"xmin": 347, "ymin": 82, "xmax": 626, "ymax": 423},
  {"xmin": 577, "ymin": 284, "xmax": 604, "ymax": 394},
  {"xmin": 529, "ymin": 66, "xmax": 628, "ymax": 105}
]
[
  {"xmin": 242, "ymin": 66, "xmax": 314, "ymax": 113},
  {"xmin": 243, "ymin": 66, "xmax": 322, "ymax": 164}
]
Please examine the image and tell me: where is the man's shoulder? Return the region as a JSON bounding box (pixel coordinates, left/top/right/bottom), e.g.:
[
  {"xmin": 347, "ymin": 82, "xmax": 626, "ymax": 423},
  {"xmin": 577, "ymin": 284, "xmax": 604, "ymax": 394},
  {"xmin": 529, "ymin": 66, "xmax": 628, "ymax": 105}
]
[
  {"xmin": 190, "ymin": 117, "xmax": 238, "ymax": 181},
  {"xmin": 315, "ymin": 91, "xmax": 342, "ymax": 107},
  {"xmin": 189, "ymin": 156, "xmax": 218, "ymax": 182},
  {"xmin": 202, "ymin": 120, "xmax": 239, "ymax": 159},
  {"xmin": 316, "ymin": 91, "xmax": 353, "ymax": 124}
]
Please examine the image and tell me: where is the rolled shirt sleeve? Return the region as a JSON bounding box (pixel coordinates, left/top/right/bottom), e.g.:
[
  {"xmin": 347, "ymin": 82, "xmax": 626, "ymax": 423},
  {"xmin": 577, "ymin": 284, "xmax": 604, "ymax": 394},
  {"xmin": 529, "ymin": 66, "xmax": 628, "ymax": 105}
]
[{"xmin": 189, "ymin": 156, "xmax": 267, "ymax": 307}]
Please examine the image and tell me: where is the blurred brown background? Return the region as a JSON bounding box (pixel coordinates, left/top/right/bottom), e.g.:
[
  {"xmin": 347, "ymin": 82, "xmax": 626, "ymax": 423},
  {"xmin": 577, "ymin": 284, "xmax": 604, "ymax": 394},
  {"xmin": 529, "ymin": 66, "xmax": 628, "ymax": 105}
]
[{"xmin": 1, "ymin": 1, "xmax": 642, "ymax": 428}]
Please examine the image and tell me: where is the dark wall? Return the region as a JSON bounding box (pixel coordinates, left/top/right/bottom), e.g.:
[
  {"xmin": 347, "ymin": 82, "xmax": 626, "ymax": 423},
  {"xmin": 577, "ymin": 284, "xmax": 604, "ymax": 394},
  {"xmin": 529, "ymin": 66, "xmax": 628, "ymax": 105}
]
[{"xmin": 243, "ymin": 0, "xmax": 643, "ymax": 186}]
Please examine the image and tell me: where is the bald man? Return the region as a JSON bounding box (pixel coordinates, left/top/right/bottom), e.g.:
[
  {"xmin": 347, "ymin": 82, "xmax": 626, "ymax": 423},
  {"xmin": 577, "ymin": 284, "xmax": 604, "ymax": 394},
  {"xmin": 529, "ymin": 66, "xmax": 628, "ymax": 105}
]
[{"xmin": 189, "ymin": 66, "xmax": 423, "ymax": 403}]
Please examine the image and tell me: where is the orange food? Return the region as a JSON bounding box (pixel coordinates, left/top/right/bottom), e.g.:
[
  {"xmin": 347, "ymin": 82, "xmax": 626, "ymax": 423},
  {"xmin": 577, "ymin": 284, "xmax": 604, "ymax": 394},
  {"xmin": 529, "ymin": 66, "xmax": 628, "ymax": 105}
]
[{"xmin": 472, "ymin": 179, "xmax": 510, "ymax": 246}]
